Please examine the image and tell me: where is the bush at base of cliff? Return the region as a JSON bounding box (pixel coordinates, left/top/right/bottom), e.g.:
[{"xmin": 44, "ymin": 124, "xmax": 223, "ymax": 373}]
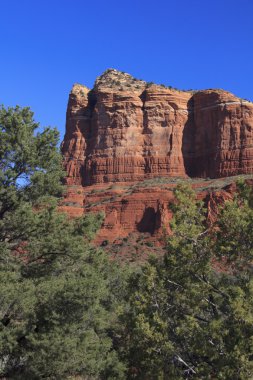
[
  {"xmin": 120, "ymin": 183, "xmax": 253, "ymax": 380},
  {"xmin": 0, "ymin": 106, "xmax": 125, "ymax": 379}
]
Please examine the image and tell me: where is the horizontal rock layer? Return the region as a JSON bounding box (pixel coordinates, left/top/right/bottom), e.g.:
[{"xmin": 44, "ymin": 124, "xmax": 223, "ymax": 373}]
[
  {"xmin": 59, "ymin": 178, "xmax": 253, "ymax": 244},
  {"xmin": 61, "ymin": 69, "xmax": 253, "ymax": 185}
]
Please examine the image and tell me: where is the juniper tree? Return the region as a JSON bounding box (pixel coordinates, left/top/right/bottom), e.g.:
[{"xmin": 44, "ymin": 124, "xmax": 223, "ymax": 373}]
[
  {"xmin": 122, "ymin": 183, "xmax": 253, "ymax": 380},
  {"xmin": 0, "ymin": 106, "xmax": 125, "ymax": 379}
]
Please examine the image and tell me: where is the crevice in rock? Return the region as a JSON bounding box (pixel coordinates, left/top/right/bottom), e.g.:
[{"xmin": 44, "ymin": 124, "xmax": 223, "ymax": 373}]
[
  {"xmin": 88, "ymin": 89, "xmax": 97, "ymax": 114},
  {"xmin": 182, "ymin": 96, "xmax": 195, "ymax": 176},
  {"xmin": 137, "ymin": 207, "xmax": 156, "ymax": 234}
]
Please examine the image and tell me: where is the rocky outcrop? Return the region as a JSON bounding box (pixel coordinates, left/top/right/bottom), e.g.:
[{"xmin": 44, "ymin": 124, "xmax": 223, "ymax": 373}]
[
  {"xmin": 60, "ymin": 70, "xmax": 253, "ymax": 244},
  {"xmin": 62, "ymin": 69, "xmax": 253, "ymax": 185},
  {"xmin": 188, "ymin": 91, "xmax": 253, "ymax": 177},
  {"xmin": 58, "ymin": 177, "xmax": 253, "ymax": 244}
]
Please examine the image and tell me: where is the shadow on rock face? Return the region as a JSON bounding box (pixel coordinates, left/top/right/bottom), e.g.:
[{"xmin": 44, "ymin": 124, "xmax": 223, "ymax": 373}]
[{"xmin": 137, "ymin": 207, "xmax": 156, "ymax": 234}]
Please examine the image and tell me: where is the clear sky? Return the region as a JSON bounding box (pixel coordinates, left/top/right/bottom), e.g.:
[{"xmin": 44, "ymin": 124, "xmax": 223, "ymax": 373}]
[{"xmin": 1, "ymin": 0, "xmax": 253, "ymax": 141}]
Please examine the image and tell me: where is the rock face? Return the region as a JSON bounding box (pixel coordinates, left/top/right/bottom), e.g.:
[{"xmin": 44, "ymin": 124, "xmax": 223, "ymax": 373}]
[
  {"xmin": 61, "ymin": 69, "xmax": 253, "ymax": 244},
  {"xmin": 62, "ymin": 69, "xmax": 253, "ymax": 185},
  {"xmin": 59, "ymin": 177, "xmax": 253, "ymax": 245}
]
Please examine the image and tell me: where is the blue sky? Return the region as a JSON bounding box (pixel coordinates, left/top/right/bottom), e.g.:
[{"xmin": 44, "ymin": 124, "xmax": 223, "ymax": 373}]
[{"xmin": 1, "ymin": 0, "xmax": 253, "ymax": 141}]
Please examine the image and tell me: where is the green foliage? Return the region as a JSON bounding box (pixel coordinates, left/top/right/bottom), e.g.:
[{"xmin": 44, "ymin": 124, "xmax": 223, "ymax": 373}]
[
  {"xmin": 0, "ymin": 105, "xmax": 65, "ymax": 219},
  {"xmin": 120, "ymin": 182, "xmax": 253, "ymax": 379},
  {"xmin": 0, "ymin": 207, "xmax": 125, "ymax": 379},
  {"xmin": 0, "ymin": 106, "xmax": 125, "ymax": 379}
]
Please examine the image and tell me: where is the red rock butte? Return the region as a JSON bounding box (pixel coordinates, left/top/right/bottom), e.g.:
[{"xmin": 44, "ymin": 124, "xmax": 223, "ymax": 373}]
[
  {"xmin": 62, "ymin": 68, "xmax": 253, "ymax": 185},
  {"xmin": 60, "ymin": 69, "xmax": 253, "ymax": 244}
]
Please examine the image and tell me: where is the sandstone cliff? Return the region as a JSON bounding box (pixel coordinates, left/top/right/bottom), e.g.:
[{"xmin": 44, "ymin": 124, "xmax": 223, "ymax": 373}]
[
  {"xmin": 62, "ymin": 69, "xmax": 253, "ymax": 185},
  {"xmin": 59, "ymin": 176, "xmax": 253, "ymax": 245},
  {"xmin": 61, "ymin": 69, "xmax": 253, "ymax": 244}
]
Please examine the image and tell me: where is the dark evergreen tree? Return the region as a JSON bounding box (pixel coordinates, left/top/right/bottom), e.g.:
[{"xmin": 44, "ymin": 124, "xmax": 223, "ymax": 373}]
[
  {"xmin": 121, "ymin": 183, "xmax": 253, "ymax": 379},
  {"xmin": 0, "ymin": 106, "xmax": 125, "ymax": 379}
]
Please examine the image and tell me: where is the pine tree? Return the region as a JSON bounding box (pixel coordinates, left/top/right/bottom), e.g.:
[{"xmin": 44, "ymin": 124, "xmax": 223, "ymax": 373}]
[
  {"xmin": 122, "ymin": 182, "xmax": 253, "ymax": 379},
  {"xmin": 0, "ymin": 106, "xmax": 125, "ymax": 379}
]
